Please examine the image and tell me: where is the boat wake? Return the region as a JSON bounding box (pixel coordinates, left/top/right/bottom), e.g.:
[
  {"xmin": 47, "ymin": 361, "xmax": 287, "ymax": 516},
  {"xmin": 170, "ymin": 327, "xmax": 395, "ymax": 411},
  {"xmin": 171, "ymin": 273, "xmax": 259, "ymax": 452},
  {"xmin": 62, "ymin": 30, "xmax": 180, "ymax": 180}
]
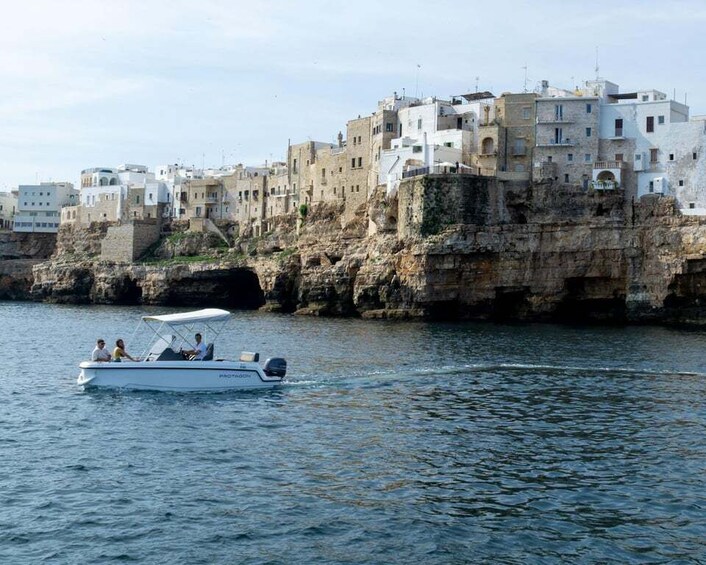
[{"xmin": 282, "ymin": 362, "xmax": 706, "ymax": 388}]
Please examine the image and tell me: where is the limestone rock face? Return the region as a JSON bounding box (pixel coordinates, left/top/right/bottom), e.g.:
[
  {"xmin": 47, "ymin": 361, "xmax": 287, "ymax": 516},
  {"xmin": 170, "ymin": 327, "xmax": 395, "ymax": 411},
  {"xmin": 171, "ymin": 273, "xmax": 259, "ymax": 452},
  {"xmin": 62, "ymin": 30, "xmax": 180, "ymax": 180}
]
[
  {"xmin": 0, "ymin": 232, "xmax": 57, "ymax": 299},
  {"xmin": 22, "ymin": 176, "xmax": 706, "ymax": 325}
]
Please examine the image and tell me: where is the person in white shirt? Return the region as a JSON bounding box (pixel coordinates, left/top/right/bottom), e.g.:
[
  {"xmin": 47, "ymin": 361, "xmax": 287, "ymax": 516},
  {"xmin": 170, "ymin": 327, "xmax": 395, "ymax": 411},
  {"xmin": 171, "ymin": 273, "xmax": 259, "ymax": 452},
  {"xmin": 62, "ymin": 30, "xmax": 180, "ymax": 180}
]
[
  {"xmin": 183, "ymin": 333, "xmax": 207, "ymax": 360},
  {"xmin": 91, "ymin": 338, "xmax": 112, "ymax": 362}
]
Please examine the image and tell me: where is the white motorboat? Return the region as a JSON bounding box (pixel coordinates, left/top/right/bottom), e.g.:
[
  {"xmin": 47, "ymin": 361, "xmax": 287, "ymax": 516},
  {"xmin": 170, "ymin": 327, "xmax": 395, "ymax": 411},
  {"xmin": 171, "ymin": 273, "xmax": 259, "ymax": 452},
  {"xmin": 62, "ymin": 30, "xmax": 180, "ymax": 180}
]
[{"xmin": 77, "ymin": 308, "xmax": 287, "ymax": 391}]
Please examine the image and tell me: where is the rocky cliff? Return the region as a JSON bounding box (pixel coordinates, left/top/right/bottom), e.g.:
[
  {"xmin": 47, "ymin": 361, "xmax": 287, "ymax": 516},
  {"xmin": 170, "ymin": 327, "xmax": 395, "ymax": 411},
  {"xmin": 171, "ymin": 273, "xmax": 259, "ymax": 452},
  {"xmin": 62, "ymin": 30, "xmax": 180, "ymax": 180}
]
[
  {"xmin": 0, "ymin": 232, "xmax": 56, "ymax": 300},
  {"xmin": 22, "ymin": 175, "xmax": 706, "ymax": 324}
]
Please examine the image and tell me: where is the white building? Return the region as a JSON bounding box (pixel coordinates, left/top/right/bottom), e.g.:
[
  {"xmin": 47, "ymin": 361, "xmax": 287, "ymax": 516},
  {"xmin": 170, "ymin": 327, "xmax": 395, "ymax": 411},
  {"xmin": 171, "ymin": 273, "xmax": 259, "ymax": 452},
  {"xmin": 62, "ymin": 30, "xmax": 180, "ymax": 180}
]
[
  {"xmin": 379, "ymin": 93, "xmax": 492, "ymax": 193},
  {"xmin": 595, "ymin": 85, "xmax": 691, "ymax": 201},
  {"xmin": 14, "ymin": 182, "xmax": 77, "ymax": 233},
  {"xmin": 0, "ymin": 190, "xmax": 18, "ymax": 229},
  {"xmin": 78, "ymin": 164, "xmax": 173, "ymax": 222}
]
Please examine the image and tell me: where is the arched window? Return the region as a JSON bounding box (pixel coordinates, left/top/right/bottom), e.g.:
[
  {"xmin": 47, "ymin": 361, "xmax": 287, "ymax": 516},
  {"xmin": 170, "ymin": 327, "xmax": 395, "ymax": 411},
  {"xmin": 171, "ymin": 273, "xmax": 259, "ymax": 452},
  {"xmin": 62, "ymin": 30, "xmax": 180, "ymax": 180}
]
[{"xmin": 482, "ymin": 138, "xmax": 495, "ymax": 155}]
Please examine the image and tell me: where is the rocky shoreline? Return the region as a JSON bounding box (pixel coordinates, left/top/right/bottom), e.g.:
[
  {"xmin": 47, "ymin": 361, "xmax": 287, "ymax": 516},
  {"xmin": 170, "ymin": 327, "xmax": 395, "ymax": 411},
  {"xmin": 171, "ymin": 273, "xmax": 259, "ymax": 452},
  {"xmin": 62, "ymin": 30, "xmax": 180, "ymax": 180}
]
[{"xmin": 6, "ymin": 177, "xmax": 706, "ymax": 325}]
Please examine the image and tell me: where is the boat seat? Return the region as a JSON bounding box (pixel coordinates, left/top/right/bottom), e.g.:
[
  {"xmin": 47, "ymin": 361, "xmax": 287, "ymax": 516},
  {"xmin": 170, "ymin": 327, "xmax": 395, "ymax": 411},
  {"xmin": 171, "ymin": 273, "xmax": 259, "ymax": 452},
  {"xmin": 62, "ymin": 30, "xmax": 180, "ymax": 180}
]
[
  {"xmin": 202, "ymin": 343, "xmax": 214, "ymax": 361},
  {"xmin": 156, "ymin": 347, "xmax": 182, "ymax": 361}
]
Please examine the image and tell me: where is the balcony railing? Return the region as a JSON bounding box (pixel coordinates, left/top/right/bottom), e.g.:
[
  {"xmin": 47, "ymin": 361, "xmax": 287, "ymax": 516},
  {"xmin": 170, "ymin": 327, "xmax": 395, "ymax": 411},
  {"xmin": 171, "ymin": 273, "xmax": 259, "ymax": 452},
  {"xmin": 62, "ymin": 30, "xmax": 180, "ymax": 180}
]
[
  {"xmin": 591, "ymin": 180, "xmax": 618, "ymax": 190},
  {"xmin": 537, "ymin": 117, "xmax": 574, "ymax": 124},
  {"xmin": 594, "ymin": 161, "xmax": 625, "ymax": 170},
  {"xmin": 402, "ymin": 166, "xmax": 429, "ymax": 179},
  {"xmin": 537, "ymin": 139, "xmax": 574, "ymax": 147}
]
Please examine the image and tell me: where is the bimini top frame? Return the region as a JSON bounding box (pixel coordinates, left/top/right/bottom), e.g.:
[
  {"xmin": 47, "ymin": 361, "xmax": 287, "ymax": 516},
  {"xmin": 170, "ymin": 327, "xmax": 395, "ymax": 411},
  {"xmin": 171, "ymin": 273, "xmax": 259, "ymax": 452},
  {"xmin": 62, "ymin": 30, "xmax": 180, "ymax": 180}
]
[{"xmin": 137, "ymin": 309, "xmax": 233, "ymax": 360}]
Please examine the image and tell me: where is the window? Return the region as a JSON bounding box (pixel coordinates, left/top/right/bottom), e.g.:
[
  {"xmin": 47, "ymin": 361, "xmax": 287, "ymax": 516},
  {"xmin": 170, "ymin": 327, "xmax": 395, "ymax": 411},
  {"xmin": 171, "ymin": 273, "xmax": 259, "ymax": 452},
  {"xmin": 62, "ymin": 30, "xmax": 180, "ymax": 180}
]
[
  {"xmin": 679, "ymin": 180, "xmax": 684, "ymax": 186},
  {"xmin": 586, "ymin": 127, "xmax": 592, "ymax": 137},
  {"xmin": 567, "ymin": 153, "xmax": 574, "ymax": 162},
  {"xmin": 293, "ymin": 158, "xmax": 298, "ymax": 173},
  {"xmin": 615, "ymin": 153, "xmax": 624, "ymax": 161},
  {"xmin": 412, "ymin": 146, "xmax": 422, "ymax": 153},
  {"xmin": 357, "ymin": 157, "xmax": 362, "ymax": 167},
  {"xmin": 554, "ymin": 127, "xmax": 563, "ymax": 144},
  {"xmin": 658, "ymin": 115, "xmax": 665, "ymax": 125},
  {"xmin": 564, "ymin": 174, "xmax": 570, "ymax": 183},
  {"xmin": 614, "ymin": 118, "xmax": 623, "ymax": 137},
  {"xmin": 650, "ymin": 148, "xmax": 658, "ymax": 162},
  {"xmin": 584, "ymin": 154, "xmax": 591, "ymax": 162},
  {"xmin": 669, "ymin": 153, "xmax": 674, "ymax": 161},
  {"xmin": 690, "ymin": 203, "xmax": 696, "ymax": 209},
  {"xmin": 136, "ymin": 195, "xmax": 140, "ymax": 204},
  {"xmin": 646, "ymin": 116, "xmax": 654, "ymax": 133},
  {"xmin": 385, "ymin": 122, "xmax": 394, "ymax": 132},
  {"xmin": 513, "ymin": 139, "xmax": 526, "ymax": 155},
  {"xmin": 642, "ymin": 95, "xmax": 649, "ymax": 101},
  {"xmin": 351, "ymin": 158, "xmax": 356, "ymax": 168},
  {"xmin": 444, "ymin": 142, "xmax": 453, "ymax": 148},
  {"xmin": 522, "ymin": 107, "xmax": 531, "ymax": 120},
  {"xmin": 694, "ymin": 152, "xmax": 698, "ymax": 160},
  {"xmin": 417, "ymin": 118, "xmax": 422, "ymax": 130},
  {"xmin": 554, "ymin": 104, "xmax": 563, "ymax": 120},
  {"xmin": 586, "ymin": 103, "xmax": 592, "ymax": 114},
  {"xmin": 649, "ymin": 181, "xmax": 654, "ymax": 192}
]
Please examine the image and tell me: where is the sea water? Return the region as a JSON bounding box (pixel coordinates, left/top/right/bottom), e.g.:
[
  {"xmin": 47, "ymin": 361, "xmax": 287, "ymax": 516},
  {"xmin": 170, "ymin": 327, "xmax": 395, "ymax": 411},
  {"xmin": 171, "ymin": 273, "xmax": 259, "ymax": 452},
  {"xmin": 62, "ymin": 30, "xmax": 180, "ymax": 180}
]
[{"xmin": 1, "ymin": 301, "xmax": 706, "ymax": 563}]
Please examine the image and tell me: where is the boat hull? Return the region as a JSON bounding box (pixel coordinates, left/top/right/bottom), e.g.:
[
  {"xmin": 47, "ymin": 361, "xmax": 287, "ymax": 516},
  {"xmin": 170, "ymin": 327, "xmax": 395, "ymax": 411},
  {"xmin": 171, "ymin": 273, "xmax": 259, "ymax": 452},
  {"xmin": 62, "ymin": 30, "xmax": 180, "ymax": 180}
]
[{"xmin": 78, "ymin": 360, "xmax": 283, "ymax": 392}]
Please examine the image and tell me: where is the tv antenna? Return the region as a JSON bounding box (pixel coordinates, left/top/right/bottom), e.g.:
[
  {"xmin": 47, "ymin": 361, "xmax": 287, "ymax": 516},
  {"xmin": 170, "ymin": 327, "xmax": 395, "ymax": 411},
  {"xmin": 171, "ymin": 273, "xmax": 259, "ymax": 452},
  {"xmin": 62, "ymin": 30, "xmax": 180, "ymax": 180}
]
[
  {"xmin": 522, "ymin": 64, "xmax": 529, "ymax": 93},
  {"xmin": 475, "ymin": 76, "xmax": 479, "ymax": 93},
  {"xmin": 595, "ymin": 46, "xmax": 600, "ymax": 80}
]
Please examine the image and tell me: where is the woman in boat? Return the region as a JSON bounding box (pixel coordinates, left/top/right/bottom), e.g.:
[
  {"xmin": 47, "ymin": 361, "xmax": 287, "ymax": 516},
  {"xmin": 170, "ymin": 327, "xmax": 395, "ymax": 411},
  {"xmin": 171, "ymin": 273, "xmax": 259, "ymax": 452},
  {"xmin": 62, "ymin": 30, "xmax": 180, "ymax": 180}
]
[{"xmin": 113, "ymin": 339, "xmax": 137, "ymax": 362}]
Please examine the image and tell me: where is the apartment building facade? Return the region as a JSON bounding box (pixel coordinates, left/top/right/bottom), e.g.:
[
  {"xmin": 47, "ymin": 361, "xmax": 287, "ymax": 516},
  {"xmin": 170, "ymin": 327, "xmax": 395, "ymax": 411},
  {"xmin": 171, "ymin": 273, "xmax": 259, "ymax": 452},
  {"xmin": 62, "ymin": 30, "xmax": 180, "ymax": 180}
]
[{"xmin": 15, "ymin": 182, "xmax": 78, "ymax": 233}]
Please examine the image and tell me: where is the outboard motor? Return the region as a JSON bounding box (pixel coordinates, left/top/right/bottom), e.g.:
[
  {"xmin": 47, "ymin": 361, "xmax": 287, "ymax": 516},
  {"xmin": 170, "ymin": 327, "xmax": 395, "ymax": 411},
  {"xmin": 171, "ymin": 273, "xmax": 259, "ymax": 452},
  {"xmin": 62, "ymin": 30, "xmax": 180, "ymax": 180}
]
[{"xmin": 263, "ymin": 358, "xmax": 287, "ymax": 378}]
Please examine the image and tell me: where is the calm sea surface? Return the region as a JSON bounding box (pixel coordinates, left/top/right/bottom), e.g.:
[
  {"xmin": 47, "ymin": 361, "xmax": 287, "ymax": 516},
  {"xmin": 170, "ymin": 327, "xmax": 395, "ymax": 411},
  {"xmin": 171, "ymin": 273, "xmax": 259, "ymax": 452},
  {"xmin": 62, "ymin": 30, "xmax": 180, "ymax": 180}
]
[{"xmin": 2, "ymin": 301, "xmax": 706, "ymax": 563}]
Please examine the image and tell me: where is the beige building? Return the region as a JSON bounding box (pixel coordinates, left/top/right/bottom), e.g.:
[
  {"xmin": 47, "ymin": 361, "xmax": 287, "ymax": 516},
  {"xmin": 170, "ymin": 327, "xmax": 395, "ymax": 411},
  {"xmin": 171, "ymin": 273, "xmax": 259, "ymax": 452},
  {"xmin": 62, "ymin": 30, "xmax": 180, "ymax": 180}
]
[
  {"xmin": 0, "ymin": 191, "xmax": 17, "ymax": 229},
  {"xmin": 533, "ymin": 82, "xmax": 601, "ymax": 187},
  {"xmin": 181, "ymin": 178, "xmax": 226, "ymax": 220}
]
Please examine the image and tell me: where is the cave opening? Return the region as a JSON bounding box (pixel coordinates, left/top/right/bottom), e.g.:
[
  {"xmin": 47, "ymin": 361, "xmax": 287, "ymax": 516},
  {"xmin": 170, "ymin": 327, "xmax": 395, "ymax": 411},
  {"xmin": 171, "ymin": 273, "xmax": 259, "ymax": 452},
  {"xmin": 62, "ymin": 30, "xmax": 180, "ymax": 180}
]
[
  {"xmin": 556, "ymin": 277, "xmax": 627, "ymax": 323},
  {"xmin": 115, "ymin": 277, "xmax": 143, "ymax": 305},
  {"xmin": 164, "ymin": 269, "xmax": 266, "ymax": 310},
  {"xmin": 226, "ymin": 269, "xmax": 266, "ymax": 310}
]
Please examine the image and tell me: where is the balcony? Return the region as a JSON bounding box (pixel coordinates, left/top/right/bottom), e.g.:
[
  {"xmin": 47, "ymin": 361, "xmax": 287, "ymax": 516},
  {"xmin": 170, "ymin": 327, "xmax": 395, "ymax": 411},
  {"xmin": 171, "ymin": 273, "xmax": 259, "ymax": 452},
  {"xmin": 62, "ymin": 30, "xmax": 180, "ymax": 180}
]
[
  {"xmin": 536, "ymin": 139, "xmax": 575, "ymax": 147},
  {"xmin": 593, "ymin": 161, "xmax": 625, "ymax": 170},
  {"xmin": 591, "ymin": 180, "xmax": 618, "ymax": 190},
  {"xmin": 537, "ymin": 117, "xmax": 574, "ymax": 124}
]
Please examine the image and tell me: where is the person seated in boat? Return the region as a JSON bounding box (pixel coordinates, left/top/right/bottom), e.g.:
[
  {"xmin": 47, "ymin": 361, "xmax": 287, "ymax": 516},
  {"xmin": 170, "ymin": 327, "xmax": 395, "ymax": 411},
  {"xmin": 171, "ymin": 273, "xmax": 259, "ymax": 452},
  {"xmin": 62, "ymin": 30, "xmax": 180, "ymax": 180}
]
[
  {"xmin": 113, "ymin": 338, "xmax": 137, "ymax": 362},
  {"xmin": 181, "ymin": 332, "xmax": 207, "ymax": 360},
  {"xmin": 91, "ymin": 338, "xmax": 112, "ymax": 362}
]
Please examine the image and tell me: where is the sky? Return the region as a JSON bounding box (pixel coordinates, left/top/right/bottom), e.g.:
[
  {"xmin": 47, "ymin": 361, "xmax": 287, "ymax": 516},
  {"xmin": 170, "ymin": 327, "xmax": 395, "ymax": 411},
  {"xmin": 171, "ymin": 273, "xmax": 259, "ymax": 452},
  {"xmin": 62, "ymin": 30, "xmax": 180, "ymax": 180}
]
[{"xmin": 1, "ymin": 0, "xmax": 705, "ymax": 190}]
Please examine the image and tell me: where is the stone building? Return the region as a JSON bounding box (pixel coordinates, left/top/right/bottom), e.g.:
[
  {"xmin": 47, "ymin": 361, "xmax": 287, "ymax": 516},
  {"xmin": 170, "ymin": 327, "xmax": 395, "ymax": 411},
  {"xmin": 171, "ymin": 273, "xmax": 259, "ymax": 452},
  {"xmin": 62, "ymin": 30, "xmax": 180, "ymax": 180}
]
[
  {"xmin": 529, "ymin": 78, "xmax": 706, "ymax": 214},
  {"xmin": 180, "ymin": 177, "xmax": 226, "ymax": 220},
  {"xmin": 533, "ymin": 81, "xmax": 601, "ymax": 188},
  {"xmin": 477, "ymin": 92, "xmax": 537, "ymax": 178},
  {"xmin": 264, "ymin": 162, "xmax": 297, "ymax": 224}
]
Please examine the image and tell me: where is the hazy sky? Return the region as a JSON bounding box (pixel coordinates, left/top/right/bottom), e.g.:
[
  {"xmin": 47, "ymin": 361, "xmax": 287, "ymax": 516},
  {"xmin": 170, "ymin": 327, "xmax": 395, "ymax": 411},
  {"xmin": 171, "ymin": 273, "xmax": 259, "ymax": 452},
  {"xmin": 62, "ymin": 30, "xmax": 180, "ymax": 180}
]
[{"xmin": 1, "ymin": 0, "xmax": 705, "ymax": 189}]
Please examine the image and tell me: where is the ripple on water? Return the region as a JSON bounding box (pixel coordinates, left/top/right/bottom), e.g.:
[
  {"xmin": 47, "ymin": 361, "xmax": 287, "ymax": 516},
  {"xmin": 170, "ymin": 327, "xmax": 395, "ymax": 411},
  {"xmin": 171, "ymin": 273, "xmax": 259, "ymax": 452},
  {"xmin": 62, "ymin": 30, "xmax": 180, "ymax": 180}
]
[{"xmin": 2, "ymin": 305, "xmax": 706, "ymax": 562}]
